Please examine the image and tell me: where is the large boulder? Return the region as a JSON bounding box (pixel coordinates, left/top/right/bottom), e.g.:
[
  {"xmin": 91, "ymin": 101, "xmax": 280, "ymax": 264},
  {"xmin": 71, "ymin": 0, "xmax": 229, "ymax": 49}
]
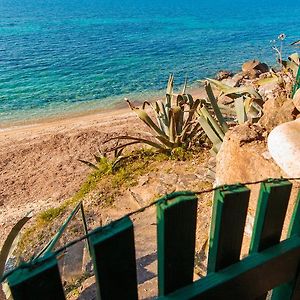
[{"xmin": 268, "ymin": 118, "xmax": 300, "ymax": 178}]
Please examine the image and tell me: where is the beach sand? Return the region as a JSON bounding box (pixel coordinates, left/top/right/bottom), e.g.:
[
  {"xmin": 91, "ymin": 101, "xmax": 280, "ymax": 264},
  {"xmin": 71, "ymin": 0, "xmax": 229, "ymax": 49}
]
[{"xmin": 0, "ymin": 87, "xmax": 206, "ymax": 247}]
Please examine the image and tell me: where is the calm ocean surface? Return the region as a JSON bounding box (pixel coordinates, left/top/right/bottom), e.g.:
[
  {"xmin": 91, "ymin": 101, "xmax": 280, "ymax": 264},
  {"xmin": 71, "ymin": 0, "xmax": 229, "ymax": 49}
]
[{"xmin": 1, "ymin": 0, "xmax": 300, "ymax": 125}]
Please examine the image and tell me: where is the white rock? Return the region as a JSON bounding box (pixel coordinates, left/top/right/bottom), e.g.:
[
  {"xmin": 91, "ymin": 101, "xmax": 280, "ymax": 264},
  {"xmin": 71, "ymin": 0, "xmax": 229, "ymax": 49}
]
[{"xmin": 268, "ymin": 118, "xmax": 300, "ymax": 178}]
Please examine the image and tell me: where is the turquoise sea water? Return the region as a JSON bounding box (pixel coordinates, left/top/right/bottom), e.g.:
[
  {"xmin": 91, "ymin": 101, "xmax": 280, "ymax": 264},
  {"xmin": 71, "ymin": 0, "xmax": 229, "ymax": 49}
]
[{"xmin": 1, "ymin": 0, "xmax": 300, "ymax": 125}]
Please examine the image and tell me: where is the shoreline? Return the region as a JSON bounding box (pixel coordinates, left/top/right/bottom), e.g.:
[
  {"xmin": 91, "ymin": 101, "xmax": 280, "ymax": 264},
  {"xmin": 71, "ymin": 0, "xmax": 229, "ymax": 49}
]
[{"xmin": 0, "ymin": 84, "xmax": 206, "ymax": 130}]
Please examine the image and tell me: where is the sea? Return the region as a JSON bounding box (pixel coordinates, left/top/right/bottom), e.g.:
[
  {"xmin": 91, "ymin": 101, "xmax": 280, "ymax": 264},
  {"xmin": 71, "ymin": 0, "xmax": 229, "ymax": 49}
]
[{"xmin": 1, "ymin": 0, "xmax": 300, "ymax": 125}]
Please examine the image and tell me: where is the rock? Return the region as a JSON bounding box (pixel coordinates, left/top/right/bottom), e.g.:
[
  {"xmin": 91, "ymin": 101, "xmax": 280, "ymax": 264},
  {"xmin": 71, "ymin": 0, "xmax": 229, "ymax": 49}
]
[
  {"xmin": 259, "ymin": 97, "xmax": 299, "ymax": 132},
  {"xmin": 232, "ymin": 73, "xmax": 244, "ymax": 84},
  {"xmin": 242, "ymin": 60, "xmax": 269, "ymax": 79},
  {"xmin": 257, "ymin": 81, "xmax": 279, "ymax": 98},
  {"xmin": 215, "ymin": 70, "xmax": 233, "ymax": 81},
  {"xmin": 254, "ymin": 62, "xmax": 269, "ymax": 73},
  {"xmin": 268, "ymin": 118, "xmax": 300, "ymax": 178},
  {"xmin": 242, "ymin": 60, "xmax": 259, "ymax": 73},
  {"xmin": 216, "ymin": 123, "xmax": 285, "ymax": 213},
  {"xmin": 216, "ymin": 123, "xmax": 282, "ymax": 185},
  {"xmin": 293, "ymin": 88, "xmax": 300, "ymax": 112}
]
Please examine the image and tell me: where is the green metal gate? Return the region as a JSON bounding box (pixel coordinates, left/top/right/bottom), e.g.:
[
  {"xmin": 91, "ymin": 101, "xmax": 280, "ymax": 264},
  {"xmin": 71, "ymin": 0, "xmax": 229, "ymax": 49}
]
[{"xmin": 2, "ymin": 178, "xmax": 300, "ymax": 299}]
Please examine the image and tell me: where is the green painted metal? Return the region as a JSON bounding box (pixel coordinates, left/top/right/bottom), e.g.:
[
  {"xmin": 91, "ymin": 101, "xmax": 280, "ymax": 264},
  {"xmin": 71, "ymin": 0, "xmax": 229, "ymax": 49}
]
[
  {"xmin": 36, "ymin": 201, "xmax": 82, "ymax": 258},
  {"xmin": 90, "ymin": 216, "xmax": 138, "ymax": 300},
  {"xmin": 249, "ymin": 179, "xmax": 292, "ymax": 253},
  {"xmin": 8, "ymin": 256, "xmax": 65, "ymax": 300},
  {"xmin": 249, "ymin": 179, "xmax": 292, "ymax": 299},
  {"xmin": 159, "ymin": 236, "xmax": 300, "ymax": 300},
  {"xmin": 207, "ymin": 184, "xmax": 250, "ymax": 273},
  {"xmin": 272, "ymin": 191, "xmax": 300, "ymax": 300},
  {"xmin": 157, "ymin": 191, "xmax": 198, "ymax": 296},
  {"xmin": 80, "ymin": 202, "xmax": 91, "ymax": 255},
  {"xmin": 4, "ymin": 182, "xmax": 300, "ymax": 300}
]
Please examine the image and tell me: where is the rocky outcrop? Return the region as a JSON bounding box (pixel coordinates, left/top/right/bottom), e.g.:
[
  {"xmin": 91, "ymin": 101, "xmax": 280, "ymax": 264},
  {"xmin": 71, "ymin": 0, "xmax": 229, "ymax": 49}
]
[
  {"xmin": 216, "ymin": 123, "xmax": 284, "ymax": 187},
  {"xmin": 215, "ymin": 123, "xmax": 285, "ymax": 219},
  {"xmin": 259, "ymin": 97, "xmax": 299, "ymax": 132}
]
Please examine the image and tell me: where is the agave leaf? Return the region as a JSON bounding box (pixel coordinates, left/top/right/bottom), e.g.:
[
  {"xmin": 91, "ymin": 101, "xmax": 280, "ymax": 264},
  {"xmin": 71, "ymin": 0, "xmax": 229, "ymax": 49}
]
[
  {"xmin": 168, "ymin": 109, "xmax": 176, "ymax": 143},
  {"xmin": 210, "ymin": 142, "xmax": 223, "ymax": 156},
  {"xmin": 166, "ymin": 74, "xmax": 174, "ymax": 106},
  {"xmin": 168, "ymin": 106, "xmax": 183, "ymax": 142},
  {"xmin": 166, "ymin": 73, "xmax": 174, "ymax": 95},
  {"xmin": 154, "ymin": 135, "xmax": 174, "ymax": 149},
  {"xmin": 0, "ymin": 213, "xmax": 32, "ymax": 276},
  {"xmin": 109, "ymin": 141, "xmax": 140, "ymax": 152},
  {"xmin": 205, "ymin": 78, "xmax": 232, "ymax": 92},
  {"xmin": 142, "ymin": 101, "xmax": 151, "ymax": 109},
  {"xmin": 157, "ymin": 100, "xmax": 169, "ymax": 123},
  {"xmin": 205, "ymin": 83, "xmax": 229, "ymax": 133},
  {"xmin": 176, "ymin": 94, "xmax": 184, "ymax": 106},
  {"xmin": 78, "ymin": 159, "xmax": 99, "ymax": 170},
  {"xmin": 127, "ymin": 100, "xmax": 168, "ymax": 138},
  {"xmin": 184, "ymin": 123, "xmax": 202, "ymax": 143},
  {"xmin": 174, "ymin": 106, "xmax": 184, "ymax": 135},
  {"xmin": 198, "ymin": 105, "xmax": 225, "ymax": 140},
  {"xmin": 105, "ymin": 135, "xmax": 166, "ymax": 150},
  {"xmin": 181, "ymin": 98, "xmax": 200, "ymax": 133},
  {"xmin": 183, "ymin": 94, "xmax": 194, "ymax": 107},
  {"xmin": 223, "ymin": 86, "xmax": 262, "ymax": 100},
  {"xmin": 154, "ymin": 100, "xmax": 169, "ymax": 135},
  {"xmin": 244, "ymin": 98, "xmax": 263, "ymax": 120},
  {"xmin": 234, "ymin": 97, "xmax": 248, "ymax": 124},
  {"xmin": 111, "ymin": 156, "xmax": 126, "ymax": 170},
  {"xmin": 197, "ymin": 114, "xmax": 223, "ymax": 151},
  {"xmin": 217, "ymin": 103, "xmax": 236, "ymax": 114},
  {"xmin": 207, "ymin": 78, "xmax": 262, "ymax": 100},
  {"xmin": 94, "ymin": 154, "xmax": 103, "ymax": 163},
  {"xmin": 179, "ymin": 123, "xmax": 192, "ymax": 144},
  {"xmin": 254, "ymin": 75, "xmax": 278, "ymax": 86}
]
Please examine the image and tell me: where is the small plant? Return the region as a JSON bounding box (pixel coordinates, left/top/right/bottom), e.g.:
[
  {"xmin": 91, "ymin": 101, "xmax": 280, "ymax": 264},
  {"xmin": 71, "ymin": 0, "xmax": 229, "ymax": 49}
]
[{"xmin": 271, "ymin": 33, "xmax": 286, "ymax": 68}]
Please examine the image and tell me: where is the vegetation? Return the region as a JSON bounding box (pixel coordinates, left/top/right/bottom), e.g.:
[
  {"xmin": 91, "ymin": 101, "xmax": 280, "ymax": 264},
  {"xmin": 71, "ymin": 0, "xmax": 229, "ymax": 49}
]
[
  {"xmin": 104, "ymin": 75, "xmax": 203, "ymax": 152},
  {"xmin": 16, "ymin": 147, "xmax": 200, "ymax": 258}
]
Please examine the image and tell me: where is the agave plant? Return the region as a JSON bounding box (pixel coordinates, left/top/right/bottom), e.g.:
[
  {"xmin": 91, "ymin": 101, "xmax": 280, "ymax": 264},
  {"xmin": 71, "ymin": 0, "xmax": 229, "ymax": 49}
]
[
  {"xmin": 204, "ymin": 78, "xmax": 263, "ymax": 124},
  {"xmin": 104, "ymin": 75, "xmax": 202, "ymax": 152}
]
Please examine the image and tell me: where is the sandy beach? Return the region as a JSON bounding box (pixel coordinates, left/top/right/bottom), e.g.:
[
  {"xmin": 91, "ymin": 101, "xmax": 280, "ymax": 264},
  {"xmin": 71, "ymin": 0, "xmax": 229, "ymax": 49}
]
[
  {"xmin": 0, "ymin": 87, "xmax": 206, "ymax": 247},
  {"xmin": 0, "ymin": 105, "xmax": 138, "ymax": 247}
]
